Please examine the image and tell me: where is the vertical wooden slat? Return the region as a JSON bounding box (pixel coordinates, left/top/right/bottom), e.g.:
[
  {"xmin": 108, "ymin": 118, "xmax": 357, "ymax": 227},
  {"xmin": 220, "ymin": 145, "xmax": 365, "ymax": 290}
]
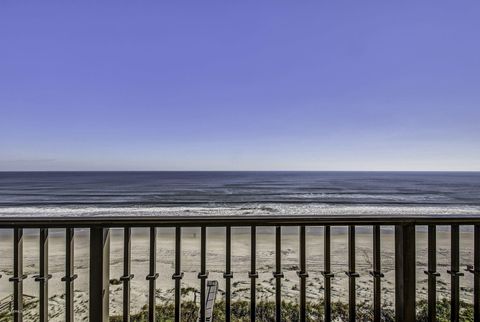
[
  {"xmin": 424, "ymin": 225, "xmax": 439, "ymax": 322},
  {"xmin": 89, "ymin": 227, "xmax": 110, "ymax": 322},
  {"xmin": 10, "ymin": 228, "xmax": 24, "ymax": 322},
  {"xmin": 395, "ymin": 223, "xmax": 416, "ymax": 322},
  {"xmin": 297, "ymin": 226, "xmax": 308, "ymax": 322},
  {"xmin": 369, "ymin": 225, "xmax": 384, "ymax": 322},
  {"xmin": 273, "ymin": 226, "xmax": 283, "ymax": 322},
  {"xmin": 321, "ymin": 226, "xmax": 334, "ymax": 322},
  {"xmin": 172, "ymin": 227, "xmax": 183, "ymax": 322},
  {"xmin": 474, "ymin": 225, "xmax": 480, "ymax": 321},
  {"xmin": 249, "ymin": 226, "xmax": 258, "ymax": 322},
  {"xmin": 34, "ymin": 228, "xmax": 52, "ymax": 322},
  {"xmin": 198, "ymin": 226, "xmax": 208, "ymax": 322},
  {"xmin": 120, "ymin": 227, "xmax": 134, "ymax": 322},
  {"xmin": 345, "ymin": 225, "xmax": 359, "ymax": 322},
  {"xmin": 146, "ymin": 227, "xmax": 158, "ymax": 322},
  {"xmin": 466, "ymin": 224, "xmax": 480, "ymax": 320},
  {"xmin": 448, "ymin": 225, "xmax": 463, "ymax": 322},
  {"xmin": 223, "ymin": 226, "xmax": 233, "ymax": 322},
  {"xmin": 61, "ymin": 228, "xmax": 77, "ymax": 322}
]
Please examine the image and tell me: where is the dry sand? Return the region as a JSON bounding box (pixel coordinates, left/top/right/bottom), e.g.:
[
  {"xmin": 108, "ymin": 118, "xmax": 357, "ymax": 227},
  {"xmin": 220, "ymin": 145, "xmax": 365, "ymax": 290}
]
[{"xmin": 0, "ymin": 227, "xmax": 475, "ymax": 321}]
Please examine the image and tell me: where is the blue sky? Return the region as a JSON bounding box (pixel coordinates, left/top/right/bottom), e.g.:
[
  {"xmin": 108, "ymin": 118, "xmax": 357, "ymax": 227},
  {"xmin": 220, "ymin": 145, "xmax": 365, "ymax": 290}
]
[{"xmin": 1, "ymin": 2, "xmax": 479, "ymax": 171}]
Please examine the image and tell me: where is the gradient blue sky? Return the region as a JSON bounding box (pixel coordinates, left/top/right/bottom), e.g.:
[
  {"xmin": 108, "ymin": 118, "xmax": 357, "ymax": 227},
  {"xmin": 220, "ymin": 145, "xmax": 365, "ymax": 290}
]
[{"xmin": 1, "ymin": 2, "xmax": 479, "ymax": 171}]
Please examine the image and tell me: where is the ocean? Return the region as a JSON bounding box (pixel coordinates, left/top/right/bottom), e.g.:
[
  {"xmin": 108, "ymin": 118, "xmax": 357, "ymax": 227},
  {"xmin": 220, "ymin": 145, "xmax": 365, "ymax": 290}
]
[{"xmin": 0, "ymin": 171, "xmax": 479, "ymax": 217}]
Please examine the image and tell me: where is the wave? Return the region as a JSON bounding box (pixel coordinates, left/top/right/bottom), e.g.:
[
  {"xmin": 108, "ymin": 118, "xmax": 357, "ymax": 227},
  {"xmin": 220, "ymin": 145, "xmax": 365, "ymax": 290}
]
[{"xmin": 1, "ymin": 203, "xmax": 479, "ymax": 217}]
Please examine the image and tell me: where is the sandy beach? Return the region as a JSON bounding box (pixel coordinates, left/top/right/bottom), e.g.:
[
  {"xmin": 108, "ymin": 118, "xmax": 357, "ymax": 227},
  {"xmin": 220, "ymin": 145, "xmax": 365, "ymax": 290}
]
[{"xmin": 0, "ymin": 227, "xmax": 475, "ymax": 320}]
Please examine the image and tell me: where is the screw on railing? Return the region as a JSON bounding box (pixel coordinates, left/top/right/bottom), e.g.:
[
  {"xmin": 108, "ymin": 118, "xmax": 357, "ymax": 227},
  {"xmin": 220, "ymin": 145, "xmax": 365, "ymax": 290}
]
[
  {"xmin": 198, "ymin": 226, "xmax": 208, "ymax": 322},
  {"xmin": 369, "ymin": 225, "xmax": 384, "ymax": 322},
  {"xmin": 273, "ymin": 226, "xmax": 283, "ymax": 322},
  {"xmin": 9, "ymin": 228, "xmax": 25, "ymax": 322},
  {"xmin": 120, "ymin": 227, "xmax": 134, "ymax": 322},
  {"xmin": 249, "ymin": 226, "xmax": 258, "ymax": 322},
  {"xmin": 223, "ymin": 226, "xmax": 233, "ymax": 322},
  {"xmin": 297, "ymin": 226, "xmax": 308, "ymax": 322},
  {"xmin": 424, "ymin": 225, "xmax": 440, "ymax": 322},
  {"xmin": 473, "ymin": 224, "xmax": 480, "ymax": 321},
  {"xmin": 345, "ymin": 225, "xmax": 359, "ymax": 322},
  {"xmin": 33, "ymin": 229, "xmax": 52, "ymax": 322},
  {"xmin": 146, "ymin": 227, "xmax": 159, "ymax": 322},
  {"xmin": 321, "ymin": 225, "xmax": 334, "ymax": 322},
  {"xmin": 172, "ymin": 227, "xmax": 183, "ymax": 322},
  {"xmin": 447, "ymin": 225, "xmax": 463, "ymax": 322},
  {"xmin": 463, "ymin": 225, "xmax": 480, "ymax": 321},
  {"xmin": 61, "ymin": 228, "xmax": 77, "ymax": 322}
]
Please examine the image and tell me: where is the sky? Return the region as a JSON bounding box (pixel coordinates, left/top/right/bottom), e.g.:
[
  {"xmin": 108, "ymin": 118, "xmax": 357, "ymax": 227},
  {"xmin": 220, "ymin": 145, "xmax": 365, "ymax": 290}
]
[{"xmin": 1, "ymin": 2, "xmax": 479, "ymax": 171}]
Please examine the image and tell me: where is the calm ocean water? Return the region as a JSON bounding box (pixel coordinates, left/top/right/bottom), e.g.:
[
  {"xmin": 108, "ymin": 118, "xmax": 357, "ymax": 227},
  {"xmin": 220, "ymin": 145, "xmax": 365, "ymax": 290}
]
[{"xmin": 0, "ymin": 171, "xmax": 479, "ymax": 217}]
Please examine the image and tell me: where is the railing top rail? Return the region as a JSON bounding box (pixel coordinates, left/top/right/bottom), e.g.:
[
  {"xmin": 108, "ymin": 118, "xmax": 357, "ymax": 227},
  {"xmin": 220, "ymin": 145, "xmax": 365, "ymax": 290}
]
[{"xmin": 0, "ymin": 214, "xmax": 479, "ymax": 228}]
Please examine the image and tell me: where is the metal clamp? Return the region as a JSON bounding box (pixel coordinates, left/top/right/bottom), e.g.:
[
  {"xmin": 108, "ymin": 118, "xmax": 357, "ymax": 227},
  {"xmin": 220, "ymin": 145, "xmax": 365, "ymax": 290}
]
[
  {"xmin": 321, "ymin": 271, "xmax": 334, "ymax": 278},
  {"xmin": 146, "ymin": 273, "xmax": 159, "ymax": 281},
  {"xmin": 447, "ymin": 270, "xmax": 464, "ymax": 277},
  {"xmin": 369, "ymin": 271, "xmax": 385, "ymax": 278},
  {"xmin": 345, "ymin": 271, "xmax": 360, "ymax": 278},
  {"xmin": 296, "ymin": 271, "xmax": 309, "ymax": 278},
  {"xmin": 248, "ymin": 271, "xmax": 259, "ymax": 278},
  {"xmin": 272, "ymin": 271, "xmax": 284, "ymax": 279},
  {"xmin": 423, "ymin": 270, "xmax": 441, "ymax": 277},
  {"xmin": 61, "ymin": 274, "xmax": 78, "ymax": 282},
  {"xmin": 33, "ymin": 274, "xmax": 53, "ymax": 282},
  {"xmin": 223, "ymin": 272, "xmax": 234, "ymax": 279},
  {"xmin": 198, "ymin": 271, "xmax": 209, "ymax": 279},
  {"xmin": 172, "ymin": 272, "xmax": 184, "ymax": 280},
  {"xmin": 120, "ymin": 274, "xmax": 135, "ymax": 281},
  {"xmin": 9, "ymin": 275, "xmax": 28, "ymax": 282},
  {"xmin": 465, "ymin": 265, "xmax": 480, "ymax": 275}
]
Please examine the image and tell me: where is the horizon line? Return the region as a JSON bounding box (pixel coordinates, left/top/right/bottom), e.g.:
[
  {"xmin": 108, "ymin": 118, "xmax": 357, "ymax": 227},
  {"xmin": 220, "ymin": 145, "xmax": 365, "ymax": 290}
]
[{"xmin": 1, "ymin": 170, "xmax": 479, "ymax": 173}]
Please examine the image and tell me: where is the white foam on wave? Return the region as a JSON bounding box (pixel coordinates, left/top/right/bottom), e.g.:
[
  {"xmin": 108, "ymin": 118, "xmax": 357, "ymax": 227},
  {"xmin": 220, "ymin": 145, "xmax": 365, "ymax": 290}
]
[
  {"xmin": 286, "ymin": 193, "xmax": 449, "ymax": 202},
  {"xmin": 0, "ymin": 203, "xmax": 479, "ymax": 217}
]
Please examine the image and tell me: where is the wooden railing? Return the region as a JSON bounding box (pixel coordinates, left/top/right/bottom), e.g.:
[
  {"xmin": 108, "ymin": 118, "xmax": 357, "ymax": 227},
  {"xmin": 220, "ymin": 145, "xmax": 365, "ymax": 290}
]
[{"xmin": 0, "ymin": 215, "xmax": 479, "ymax": 322}]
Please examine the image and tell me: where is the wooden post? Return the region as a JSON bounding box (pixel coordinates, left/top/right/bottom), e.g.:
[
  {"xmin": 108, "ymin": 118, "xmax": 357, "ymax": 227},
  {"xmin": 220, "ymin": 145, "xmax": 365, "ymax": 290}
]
[
  {"xmin": 89, "ymin": 228, "xmax": 110, "ymax": 322},
  {"xmin": 395, "ymin": 223, "xmax": 416, "ymax": 322}
]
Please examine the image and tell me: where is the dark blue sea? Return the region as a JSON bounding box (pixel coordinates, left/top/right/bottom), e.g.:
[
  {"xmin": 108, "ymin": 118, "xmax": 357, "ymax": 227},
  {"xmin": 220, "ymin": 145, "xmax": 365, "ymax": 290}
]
[{"xmin": 0, "ymin": 171, "xmax": 479, "ymax": 217}]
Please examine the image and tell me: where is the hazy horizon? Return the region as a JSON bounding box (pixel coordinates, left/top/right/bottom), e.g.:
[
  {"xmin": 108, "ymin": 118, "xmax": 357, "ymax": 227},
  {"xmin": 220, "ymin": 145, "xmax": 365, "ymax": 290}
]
[{"xmin": 1, "ymin": 170, "xmax": 480, "ymax": 173}]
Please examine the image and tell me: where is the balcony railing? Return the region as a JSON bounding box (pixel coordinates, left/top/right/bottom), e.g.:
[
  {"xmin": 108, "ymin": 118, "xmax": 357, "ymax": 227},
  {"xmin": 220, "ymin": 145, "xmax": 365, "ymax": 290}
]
[{"xmin": 0, "ymin": 215, "xmax": 479, "ymax": 322}]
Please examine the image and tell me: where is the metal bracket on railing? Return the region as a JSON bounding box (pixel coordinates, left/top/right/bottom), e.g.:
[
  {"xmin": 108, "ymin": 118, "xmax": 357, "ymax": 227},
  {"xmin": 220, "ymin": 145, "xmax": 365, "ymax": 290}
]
[
  {"xmin": 272, "ymin": 271, "xmax": 284, "ymax": 279},
  {"xmin": 465, "ymin": 265, "xmax": 479, "ymax": 275},
  {"xmin": 296, "ymin": 271, "xmax": 309, "ymax": 278},
  {"xmin": 172, "ymin": 272, "xmax": 184, "ymax": 280},
  {"xmin": 146, "ymin": 273, "xmax": 159, "ymax": 281},
  {"xmin": 321, "ymin": 271, "xmax": 334, "ymax": 278},
  {"xmin": 447, "ymin": 270, "xmax": 464, "ymax": 277},
  {"xmin": 345, "ymin": 271, "xmax": 360, "ymax": 278},
  {"xmin": 223, "ymin": 272, "xmax": 233, "ymax": 279},
  {"xmin": 61, "ymin": 274, "xmax": 78, "ymax": 282},
  {"xmin": 120, "ymin": 274, "xmax": 135, "ymax": 281},
  {"xmin": 248, "ymin": 271, "xmax": 258, "ymax": 278},
  {"xmin": 9, "ymin": 275, "xmax": 28, "ymax": 282},
  {"xmin": 33, "ymin": 274, "xmax": 53, "ymax": 282},
  {"xmin": 198, "ymin": 271, "xmax": 209, "ymax": 279},
  {"xmin": 369, "ymin": 271, "xmax": 385, "ymax": 278},
  {"xmin": 423, "ymin": 270, "xmax": 441, "ymax": 277}
]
